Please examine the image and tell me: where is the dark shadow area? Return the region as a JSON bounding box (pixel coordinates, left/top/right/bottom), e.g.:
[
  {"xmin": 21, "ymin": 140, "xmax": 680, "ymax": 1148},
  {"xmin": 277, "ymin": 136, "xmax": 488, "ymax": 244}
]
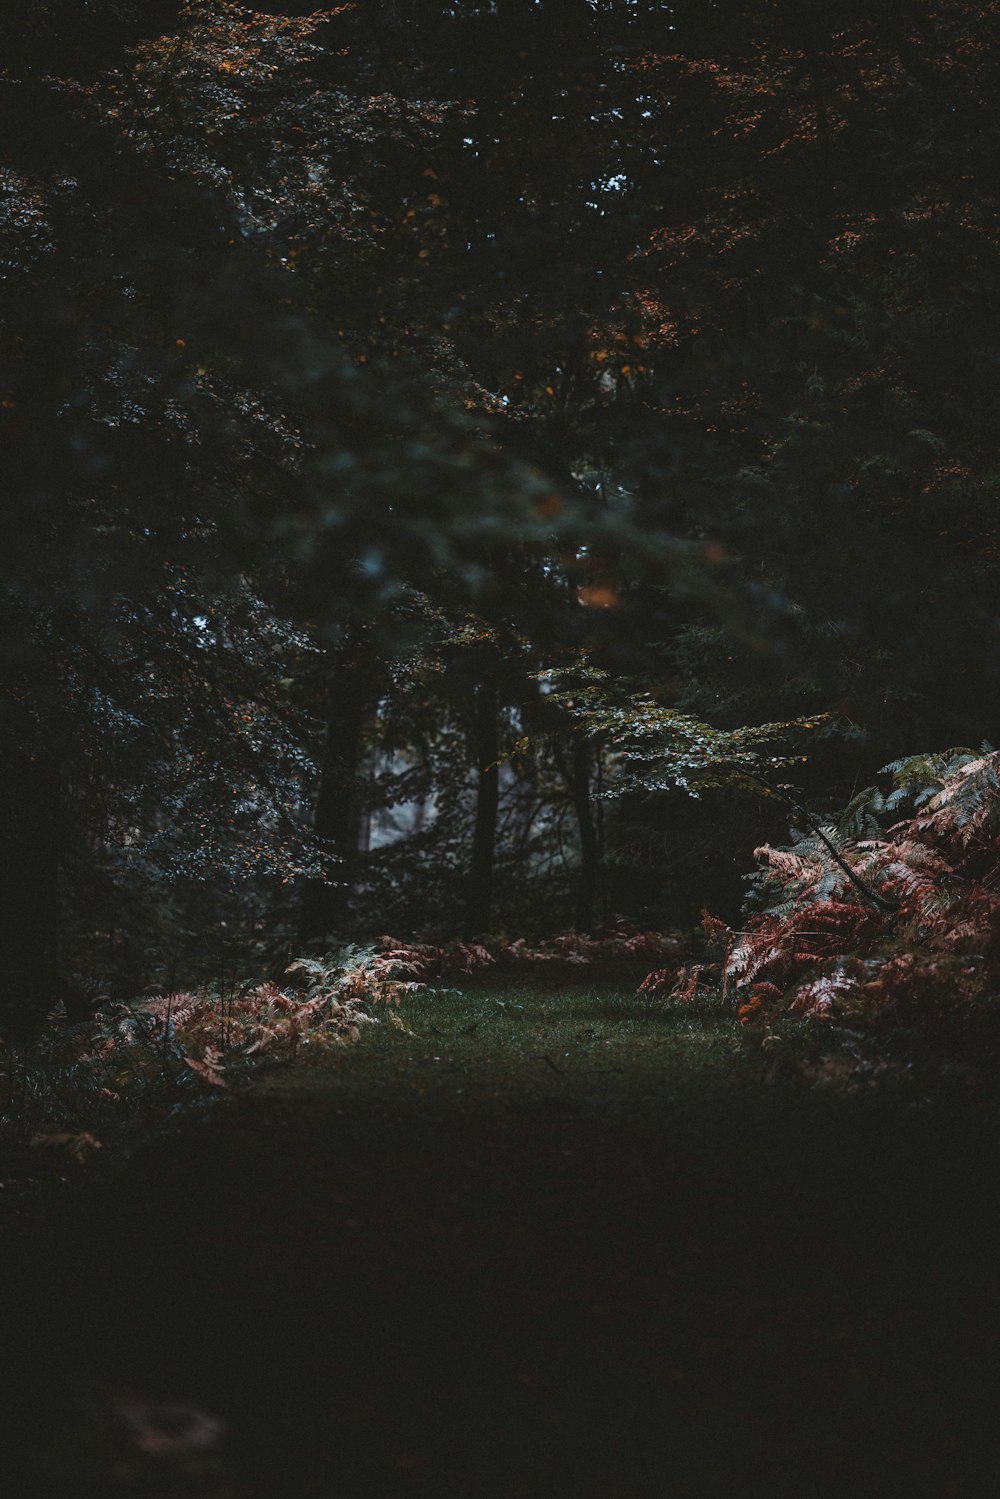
[{"xmin": 1, "ymin": 1020, "xmax": 998, "ymax": 1497}]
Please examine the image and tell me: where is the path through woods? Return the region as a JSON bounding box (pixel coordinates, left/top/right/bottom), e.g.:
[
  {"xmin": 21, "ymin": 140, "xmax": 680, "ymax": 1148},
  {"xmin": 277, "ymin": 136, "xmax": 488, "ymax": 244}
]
[{"xmin": 1, "ymin": 982, "xmax": 998, "ymax": 1497}]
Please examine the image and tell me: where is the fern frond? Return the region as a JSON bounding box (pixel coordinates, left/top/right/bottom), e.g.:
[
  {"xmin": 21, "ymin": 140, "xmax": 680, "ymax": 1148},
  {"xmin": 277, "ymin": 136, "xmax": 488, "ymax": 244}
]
[{"xmin": 920, "ymin": 753, "xmax": 1000, "ymax": 846}]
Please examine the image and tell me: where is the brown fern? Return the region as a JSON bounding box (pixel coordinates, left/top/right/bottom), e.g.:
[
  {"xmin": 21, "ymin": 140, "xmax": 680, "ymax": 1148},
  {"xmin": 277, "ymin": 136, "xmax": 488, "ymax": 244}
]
[{"xmin": 723, "ymin": 747, "xmax": 1000, "ymax": 1025}]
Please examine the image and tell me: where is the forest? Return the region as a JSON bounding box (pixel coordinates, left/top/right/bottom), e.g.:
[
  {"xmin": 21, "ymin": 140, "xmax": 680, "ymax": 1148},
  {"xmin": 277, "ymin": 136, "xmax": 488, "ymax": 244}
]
[{"xmin": 3, "ymin": 2, "xmax": 1000, "ymax": 1495}]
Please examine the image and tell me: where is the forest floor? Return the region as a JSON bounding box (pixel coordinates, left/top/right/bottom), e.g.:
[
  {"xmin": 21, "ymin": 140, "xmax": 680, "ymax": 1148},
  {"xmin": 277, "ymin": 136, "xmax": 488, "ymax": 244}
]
[{"xmin": 1, "ymin": 976, "xmax": 999, "ymax": 1497}]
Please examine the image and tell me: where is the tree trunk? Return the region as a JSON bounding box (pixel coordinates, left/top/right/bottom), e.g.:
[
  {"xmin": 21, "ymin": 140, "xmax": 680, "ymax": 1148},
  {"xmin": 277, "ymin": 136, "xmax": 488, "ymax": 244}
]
[
  {"xmin": 464, "ymin": 678, "xmax": 500, "ymax": 938},
  {"xmin": 299, "ymin": 660, "xmax": 369, "ymax": 947},
  {"xmin": 569, "ymin": 736, "xmax": 599, "ymax": 933},
  {"xmin": 553, "ymin": 734, "xmax": 600, "ymax": 933},
  {"xmin": 0, "ymin": 747, "xmax": 62, "ymax": 1034}
]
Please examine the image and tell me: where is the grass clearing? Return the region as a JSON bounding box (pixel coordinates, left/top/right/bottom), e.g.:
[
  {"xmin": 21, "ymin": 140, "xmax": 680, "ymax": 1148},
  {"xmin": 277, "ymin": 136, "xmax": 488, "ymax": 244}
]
[{"xmin": 1, "ymin": 978, "xmax": 999, "ymax": 1497}]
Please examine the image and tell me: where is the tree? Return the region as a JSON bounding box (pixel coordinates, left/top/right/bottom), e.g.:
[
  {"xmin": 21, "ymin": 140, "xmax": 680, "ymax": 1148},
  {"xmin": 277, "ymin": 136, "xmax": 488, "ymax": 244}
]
[
  {"xmin": 0, "ymin": 3, "xmax": 552, "ymax": 1021},
  {"xmin": 8, "ymin": 0, "xmax": 1000, "ymax": 984},
  {"xmin": 619, "ymin": 2, "xmax": 1000, "ymax": 758}
]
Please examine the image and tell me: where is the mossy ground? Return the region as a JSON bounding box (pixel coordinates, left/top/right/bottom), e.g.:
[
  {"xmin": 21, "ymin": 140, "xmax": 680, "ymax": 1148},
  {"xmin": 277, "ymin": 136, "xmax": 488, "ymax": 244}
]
[{"xmin": 1, "ymin": 977, "xmax": 999, "ymax": 1496}]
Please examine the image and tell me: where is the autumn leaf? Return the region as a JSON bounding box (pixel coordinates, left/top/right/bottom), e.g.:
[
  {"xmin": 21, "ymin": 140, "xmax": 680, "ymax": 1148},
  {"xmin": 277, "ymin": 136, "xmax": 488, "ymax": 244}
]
[{"xmin": 184, "ymin": 1050, "xmax": 228, "ymax": 1088}]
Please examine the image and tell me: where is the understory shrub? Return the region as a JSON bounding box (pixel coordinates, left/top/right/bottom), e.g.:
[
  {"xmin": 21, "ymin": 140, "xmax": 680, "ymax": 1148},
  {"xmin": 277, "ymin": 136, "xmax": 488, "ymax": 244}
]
[
  {"xmin": 710, "ymin": 748, "xmax": 1000, "ymax": 1025},
  {"xmin": 3, "ymin": 927, "xmax": 687, "ymax": 1154},
  {"xmin": 0, "ymin": 949, "xmax": 408, "ymax": 1154}
]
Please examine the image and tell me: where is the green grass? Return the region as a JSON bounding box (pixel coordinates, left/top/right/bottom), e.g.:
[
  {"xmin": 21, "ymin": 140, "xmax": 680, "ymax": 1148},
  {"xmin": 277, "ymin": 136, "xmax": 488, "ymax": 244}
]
[{"xmin": 2, "ymin": 978, "xmax": 999, "ymax": 1497}]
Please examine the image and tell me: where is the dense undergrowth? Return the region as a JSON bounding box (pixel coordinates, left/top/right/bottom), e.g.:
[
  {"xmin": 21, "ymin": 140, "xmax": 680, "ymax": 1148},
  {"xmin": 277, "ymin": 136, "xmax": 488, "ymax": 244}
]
[{"xmin": 5, "ymin": 745, "xmax": 1000, "ymax": 1183}]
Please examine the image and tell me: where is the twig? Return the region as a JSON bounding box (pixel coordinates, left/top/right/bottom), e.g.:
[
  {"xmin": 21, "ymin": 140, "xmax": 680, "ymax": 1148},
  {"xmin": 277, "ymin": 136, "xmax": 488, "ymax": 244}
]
[{"xmin": 740, "ymin": 768, "xmax": 896, "ymax": 911}]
